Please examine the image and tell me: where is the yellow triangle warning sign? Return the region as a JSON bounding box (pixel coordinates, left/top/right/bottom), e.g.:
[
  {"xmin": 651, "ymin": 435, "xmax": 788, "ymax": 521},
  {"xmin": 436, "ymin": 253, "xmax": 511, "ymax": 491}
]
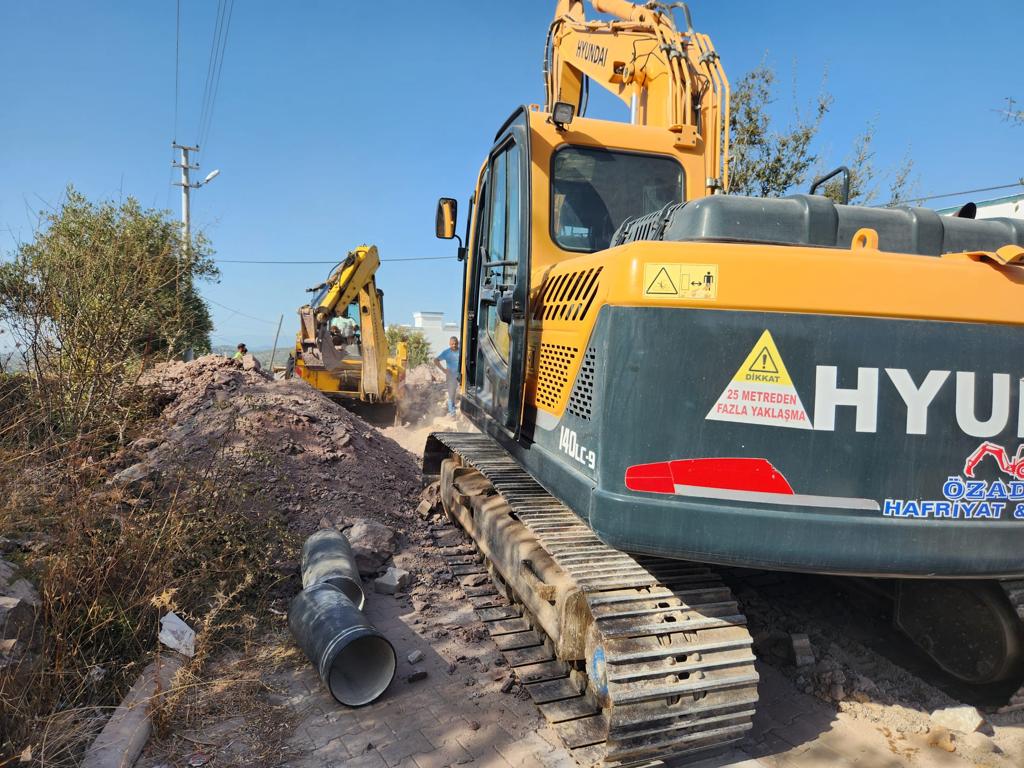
[
  {"xmin": 733, "ymin": 330, "xmax": 793, "ymax": 386},
  {"xmin": 706, "ymin": 329, "xmax": 812, "ymax": 429},
  {"xmin": 645, "ymin": 266, "xmax": 678, "ymax": 295}
]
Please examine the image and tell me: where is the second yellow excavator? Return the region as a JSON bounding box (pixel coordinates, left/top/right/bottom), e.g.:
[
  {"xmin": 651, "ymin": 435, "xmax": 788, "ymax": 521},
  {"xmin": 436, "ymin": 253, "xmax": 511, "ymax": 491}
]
[{"xmin": 293, "ymin": 245, "xmax": 407, "ymax": 415}]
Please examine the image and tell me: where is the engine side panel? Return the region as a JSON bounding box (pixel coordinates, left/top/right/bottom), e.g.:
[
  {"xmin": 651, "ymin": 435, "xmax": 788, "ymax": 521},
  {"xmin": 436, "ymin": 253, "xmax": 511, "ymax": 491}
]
[{"xmin": 528, "ymin": 305, "xmax": 1024, "ymax": 578}]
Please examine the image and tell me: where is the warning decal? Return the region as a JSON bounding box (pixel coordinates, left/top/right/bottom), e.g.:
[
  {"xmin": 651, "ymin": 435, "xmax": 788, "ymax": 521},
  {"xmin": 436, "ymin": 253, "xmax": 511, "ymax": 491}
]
[
  {"xmin": 642, "ymin": 263, "xmax": 718, "ymax": 300},
  {"xmin": 645, "ymin": 267, "xmax": 677, "ymax": 295},
  {"xmin": 706, "ymin": 330, "xmax": 812, "ymax": 429}
]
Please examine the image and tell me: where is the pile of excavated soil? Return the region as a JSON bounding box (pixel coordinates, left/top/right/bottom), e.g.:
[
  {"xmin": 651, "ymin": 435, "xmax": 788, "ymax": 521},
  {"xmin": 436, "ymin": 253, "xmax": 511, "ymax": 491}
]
[{"xmin": 137, "ymin": 355, "xmax": 422, "ymax": 537}]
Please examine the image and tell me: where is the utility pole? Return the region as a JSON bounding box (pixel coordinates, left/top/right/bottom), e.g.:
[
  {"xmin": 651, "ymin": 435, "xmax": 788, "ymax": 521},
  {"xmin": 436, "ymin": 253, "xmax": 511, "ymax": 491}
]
[
  {"xmin": 173, "ymin": 143, "xmax": 220, "ymax": 250},
  {"xmin": 171, "ymin": 143, "xmax": 220, "ymax": 361},
  {"xmin": 172, "ymin": 142, "xmax": 199, "ymax": 250}
]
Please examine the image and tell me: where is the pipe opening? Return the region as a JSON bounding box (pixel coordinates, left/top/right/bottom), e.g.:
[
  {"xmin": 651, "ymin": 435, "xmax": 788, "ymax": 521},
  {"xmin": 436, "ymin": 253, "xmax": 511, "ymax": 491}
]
[
  {"xmin": 328, "ymin": 634, "xmax": 397, "ymax": 706},
  {"xmin": 325, "ymin": 577, "xmax": 366, "ymax": 612}
]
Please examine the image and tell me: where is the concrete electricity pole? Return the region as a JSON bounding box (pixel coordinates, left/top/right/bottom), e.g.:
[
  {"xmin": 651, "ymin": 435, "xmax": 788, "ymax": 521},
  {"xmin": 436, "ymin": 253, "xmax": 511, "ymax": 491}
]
[{"xmin": 172, "ymin": 142, "xmax": 220, "ymax": 251}]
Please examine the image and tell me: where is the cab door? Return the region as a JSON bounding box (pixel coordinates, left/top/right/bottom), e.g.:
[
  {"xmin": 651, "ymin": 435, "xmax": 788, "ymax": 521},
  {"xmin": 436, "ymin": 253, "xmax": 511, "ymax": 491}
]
[{"xmin": 464, "ymin": 109, "xmax": 531, "ymax": 435}]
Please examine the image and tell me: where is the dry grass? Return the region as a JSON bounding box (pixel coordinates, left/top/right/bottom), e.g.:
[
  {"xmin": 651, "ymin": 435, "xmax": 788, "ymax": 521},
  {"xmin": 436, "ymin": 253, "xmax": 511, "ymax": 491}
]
[
  {"xmin": 143, "ymin": 636, "xmax": 305, "ymax": 767},
  {"xmin": 0, "ymin": 417, "xmax": 298, "ymax": 765}
]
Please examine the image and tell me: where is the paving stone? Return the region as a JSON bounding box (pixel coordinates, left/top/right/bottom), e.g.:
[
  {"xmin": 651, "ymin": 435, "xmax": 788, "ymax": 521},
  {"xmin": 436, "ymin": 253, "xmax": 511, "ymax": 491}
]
[
  {"xmin": 315, "ymin": 737, "xmax": 352, "ymax": 763},
  {"xmin": 411, "ymin": 745, "xmax": 474, "ymax": 768},
  {"xmin": 342, "ymin": 751, "xmax": 388, "ymax": 768},
  {"xmin": 378, "ymin": 731, "xmax": 434, "ymax": 766}
]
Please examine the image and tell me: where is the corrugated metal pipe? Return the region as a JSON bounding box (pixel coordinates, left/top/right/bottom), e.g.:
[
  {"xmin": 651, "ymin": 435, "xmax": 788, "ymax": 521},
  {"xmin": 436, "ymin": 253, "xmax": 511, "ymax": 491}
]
[{"xmin": 290, "ymin": 531, "xmax": 395, "ymax": 706}]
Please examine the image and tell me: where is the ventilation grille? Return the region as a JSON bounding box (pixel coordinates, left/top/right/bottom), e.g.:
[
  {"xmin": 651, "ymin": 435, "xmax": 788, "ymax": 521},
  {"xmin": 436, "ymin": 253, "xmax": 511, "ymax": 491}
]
[
  {"xmin": 566, "ymin": 347, "xmax": 597, "ymax": 420},
  {"xmin": 536, "ymin": 344, "xmax": 578, "ymax": 411},
  {"xmin": 610, "ymin": 202, "xmax": 685, "ymax": 246},
  {"xmin": 539, "ymin": 267, "xmax": 603, "ymax": 323}
]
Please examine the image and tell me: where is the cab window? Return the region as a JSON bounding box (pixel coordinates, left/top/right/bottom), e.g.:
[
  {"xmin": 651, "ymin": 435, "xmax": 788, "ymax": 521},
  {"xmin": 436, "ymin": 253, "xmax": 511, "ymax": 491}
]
[
  {"xmin": 480, "ymin": 140, "xmax": 521, "ymax": 361},
  {"xmin": 551, "ymin": 146, "xmax": 684, "ymax": 252}
]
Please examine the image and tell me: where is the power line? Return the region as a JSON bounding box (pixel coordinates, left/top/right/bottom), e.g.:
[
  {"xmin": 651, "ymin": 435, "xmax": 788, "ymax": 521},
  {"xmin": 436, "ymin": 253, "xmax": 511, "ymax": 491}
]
[
  {"xmin": 205, "ymin": 297, "xmax": 280, "ymax": 325},
  {"xmin": 213, "ymin": 256, "xmax": 457, "ymax": 264},
  {"xmin": 204, "ymin": 0, "xmax": 234, "ymax": 150},
  {"xmin": 196, "ymin": 0, "xmax": 226, "ymax": 144},
  {"xmin": 197, "ymin": 0, "xmax": 234, "ymax": 152},
  {"xmin": 901, "ymin": 181, "xmax": 1024, "ymax": 206},
  {"xmin": 173, "ymin": 0, "xmax": 181, "ymax": 140},
  {"xmin": 167, "ymin": 0, "xmax": 182, "ymax": 210}
]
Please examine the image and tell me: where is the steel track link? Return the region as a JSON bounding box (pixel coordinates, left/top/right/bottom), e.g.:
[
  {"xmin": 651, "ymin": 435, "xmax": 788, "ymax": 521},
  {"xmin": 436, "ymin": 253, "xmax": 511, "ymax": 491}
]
[
  {"xmin": 430, "ymin": 432, "xmax": 759, "ymax": 767},
  {"xmin": 999, "ymin": 579, "xmax": 1024, "ymax": 713}
]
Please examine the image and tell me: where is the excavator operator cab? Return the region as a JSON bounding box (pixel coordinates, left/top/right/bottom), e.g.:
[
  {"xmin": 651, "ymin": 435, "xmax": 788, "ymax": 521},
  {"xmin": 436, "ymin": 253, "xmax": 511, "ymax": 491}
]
[{"xmin": 329, "ymin": 302, "xmax": 362, "ymax": 360}]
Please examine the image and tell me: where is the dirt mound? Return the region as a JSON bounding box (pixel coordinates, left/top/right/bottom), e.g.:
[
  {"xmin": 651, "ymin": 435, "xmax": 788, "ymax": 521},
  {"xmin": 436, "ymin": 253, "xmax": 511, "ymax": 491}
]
[{"xmin": 138, "ymin": 355, "xmax": 421, "ymax": 536}]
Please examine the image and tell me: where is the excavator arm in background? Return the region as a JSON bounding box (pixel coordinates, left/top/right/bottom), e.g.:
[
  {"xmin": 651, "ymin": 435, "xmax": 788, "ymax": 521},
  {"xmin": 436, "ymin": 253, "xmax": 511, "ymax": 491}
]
[
  {"xmin": 296, "ymin": 244, "xmax": 389, "ymax": 401},
  {"xmin": 546, "ymin": 0, "xmax": 730, "ymax": 193}
]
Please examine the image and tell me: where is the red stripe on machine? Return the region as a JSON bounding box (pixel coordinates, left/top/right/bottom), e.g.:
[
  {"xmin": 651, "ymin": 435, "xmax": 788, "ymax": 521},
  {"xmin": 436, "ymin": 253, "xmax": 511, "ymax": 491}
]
[{"xmin": 625, "ymin": 458, "xmax": 794, "ymax": 496}]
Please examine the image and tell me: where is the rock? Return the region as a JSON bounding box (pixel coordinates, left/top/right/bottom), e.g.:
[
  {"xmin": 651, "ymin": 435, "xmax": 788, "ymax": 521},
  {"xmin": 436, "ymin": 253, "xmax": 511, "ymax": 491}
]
[
  {"xmin": 790, "ymin": 633, "xmax": 815, "ymax": 667},
  {"xmin": 241, "ymin": 354, "xmax": 261, "ymax": 372},
  {"xmin": 0, "ymin": 559, "xmax": 15, "ymax": 591},
  {"xmin": 931, "ymin": 705, "xmax": 985, "ymax": 734},
  {"xmin": 111, "ymin": 462, "xmax": 154, "ymax": 488},
  {"xmin": 419, "ymin": 481, "xmax": 442, "ymax": 508},
  {"xmin": 407, "ymin": 650, "xmax": 424, "ymax": 664},
  {"xmin": 500, "ymin": 676, "xmax": 516, "ymax": 694},
  {"xmin": 0, "ymin": 596, "xmax": 35, "ymax": 640},
  {"xmin": 375, "ymin": 566, "xmax": 412, "ymax": 595},
  {"xmin": 416, "ymin": 500, "xmax": 435, "ymax": 520},
  {"xmin": 130, "ymin": 436, "xmax": 160, "ymax": 452},
  {"xmin": 829, "ymin": 684, "xmax": 846, "ymax": 702},
  {"xmin": 5, "ymin": 579, "xmax": 39, "ymax": 606},
  {"xmin": 406, "ymin": 670, "xmax": 428, "ymax": 683},
  {"xmin": 348, "ymin": 520, "xmax": 398, "ymax": 575}
]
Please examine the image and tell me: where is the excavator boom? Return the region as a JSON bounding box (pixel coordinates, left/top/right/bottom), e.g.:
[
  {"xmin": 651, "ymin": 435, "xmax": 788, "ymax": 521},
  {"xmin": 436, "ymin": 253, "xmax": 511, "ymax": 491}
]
[{"xmin": 547, "ymin": 0, "xmax": 729, "ymax": 193}]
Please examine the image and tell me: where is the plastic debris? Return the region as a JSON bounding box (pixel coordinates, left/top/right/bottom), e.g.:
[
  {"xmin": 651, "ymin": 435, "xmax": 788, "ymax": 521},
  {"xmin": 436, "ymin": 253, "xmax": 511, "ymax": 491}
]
[{"xmin": 158, "ymin": 612, "xmax": 196, "ymax": 657}]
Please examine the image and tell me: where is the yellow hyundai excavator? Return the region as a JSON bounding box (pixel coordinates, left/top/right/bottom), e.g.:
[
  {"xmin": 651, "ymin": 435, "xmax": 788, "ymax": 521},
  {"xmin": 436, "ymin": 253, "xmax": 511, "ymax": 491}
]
[
  {"xmin": 294, "ymin": 245, "xmax": 407, "ymax": 415},
  {"xmin": 424, "ymin": 1, "xmax": 1024, "ymax": 765}
]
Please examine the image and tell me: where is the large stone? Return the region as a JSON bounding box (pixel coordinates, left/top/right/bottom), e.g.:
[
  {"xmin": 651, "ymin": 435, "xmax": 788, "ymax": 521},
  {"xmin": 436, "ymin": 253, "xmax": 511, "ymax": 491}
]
[
  {"xmin": 790, "ymin": 633, "xmax": 815, "ymax": 667},
  {"xmin": 419, "ymin": 481, "xmax": 442, "ymax": 509},
  {"xmin": 129, "ymin": 436, "xmax": 160, "ymax": 452},
  {"xmin": 5, "ymin": 579, "xmax": 39, "ymax": 606},
  {"xmin": 931, "ymin": 705, "xmax": 985, "ymax": 734},
  {"xmin": 110, "ymin": 462, "xmax": 154, "ymax": 488},
  {"xmin": 374, "ymin": 566, "xmax": 411, "ymax": 595},
  {"xmin": 0, "ymin": 596, "xmax": 35, "ymax": 640},
  {"xmin": 0, "ymin": 559, "xmax": 15, "ymax": 591},
  {"xmin": 241, "ymin": 354, "xmax": 261, "ymax": 372},
  {"xmin": 347, "ymin": 519, "xmax": 397, "ymax": 575}
]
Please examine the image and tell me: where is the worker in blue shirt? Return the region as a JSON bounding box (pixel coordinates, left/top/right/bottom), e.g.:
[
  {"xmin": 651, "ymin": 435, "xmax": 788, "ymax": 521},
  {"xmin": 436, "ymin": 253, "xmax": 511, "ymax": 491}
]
[{"xmin": 433, "ymin": 336, "xmax": 461, "ymax": 416}]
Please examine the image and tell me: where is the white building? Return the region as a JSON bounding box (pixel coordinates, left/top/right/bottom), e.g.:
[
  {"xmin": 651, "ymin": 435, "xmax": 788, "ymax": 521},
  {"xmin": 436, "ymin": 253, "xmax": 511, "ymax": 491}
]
[
  {"xmin": 409, "ymin": 311, "xmax": 459, "ymax": 355},
  {"xmin": 937, "ymin": 193, "xmax": 1024, "ymax": 220}
]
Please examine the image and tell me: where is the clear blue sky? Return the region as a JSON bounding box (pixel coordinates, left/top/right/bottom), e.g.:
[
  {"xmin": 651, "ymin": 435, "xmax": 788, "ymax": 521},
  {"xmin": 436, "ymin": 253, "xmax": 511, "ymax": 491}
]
[{"xmin": 1, "ymin": 1, "xmax": 1020, "ymax": 351}]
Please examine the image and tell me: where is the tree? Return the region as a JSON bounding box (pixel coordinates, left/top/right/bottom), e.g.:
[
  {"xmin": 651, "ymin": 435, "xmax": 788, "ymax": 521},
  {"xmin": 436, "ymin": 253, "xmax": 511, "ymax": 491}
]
[
  {"xmin": 729, "ymin": 64, "xmax": 916, "ymax": 206},
  {"xmin": 0, "ymin": 186, "xmax": 218, "ymax": 440},
  {"xmin": 385, "ymin": 325, "xmax": 432, "ymax": 368},
  {"xmin": 728, "ymin": 65, "xmax": 831, "ymax": 199}
]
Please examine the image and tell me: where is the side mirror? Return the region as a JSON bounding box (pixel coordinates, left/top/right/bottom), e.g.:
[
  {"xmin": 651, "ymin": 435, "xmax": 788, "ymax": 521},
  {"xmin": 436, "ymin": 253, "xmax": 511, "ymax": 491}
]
[{"xmin": 435, "ymin": 197, "xmax": 458, "ymax": 239}]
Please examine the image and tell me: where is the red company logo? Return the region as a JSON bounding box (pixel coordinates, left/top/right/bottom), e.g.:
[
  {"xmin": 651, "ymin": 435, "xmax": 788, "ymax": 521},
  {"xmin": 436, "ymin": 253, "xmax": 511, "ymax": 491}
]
[{"xmin": 964, "ymin": 441, "xmax": 1024, "ymax": 481}]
